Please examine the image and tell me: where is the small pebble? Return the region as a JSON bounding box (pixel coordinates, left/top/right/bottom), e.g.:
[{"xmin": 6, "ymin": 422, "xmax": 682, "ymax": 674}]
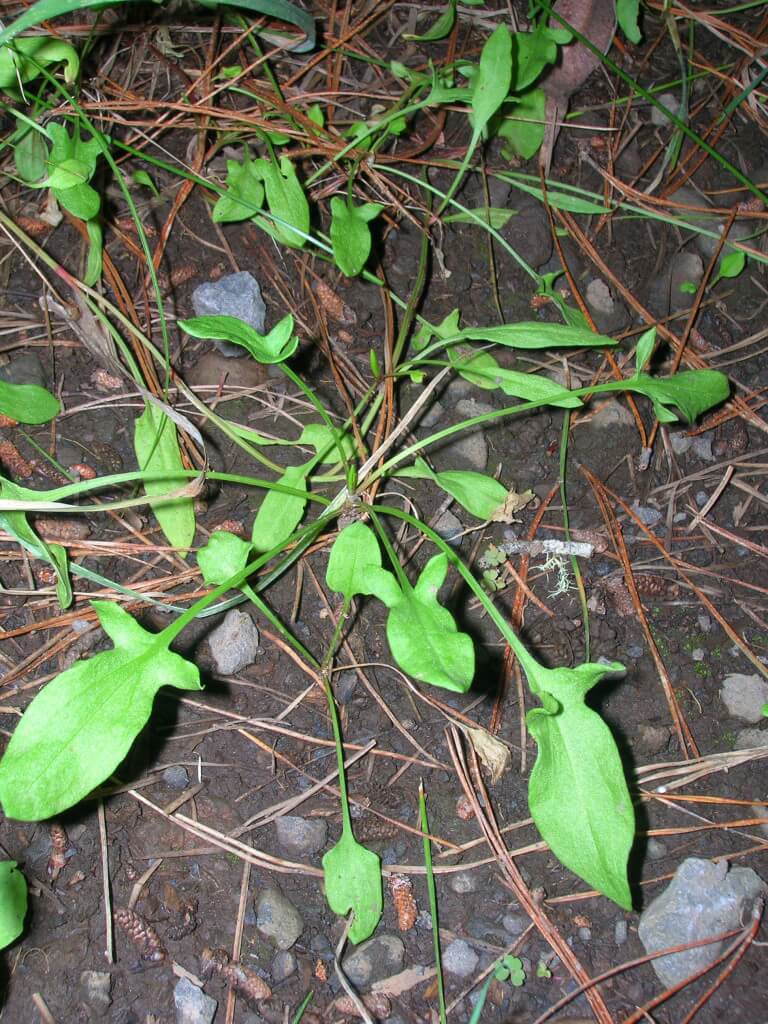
[
  {"xmin": 442, "ymin": 939, "xmax": 479, "ymax": 978},
  {"xmin": 695, "ymin": 491, "xmax": 709, "ymax": 507},
  {"xmin": 614, "ymin": 919, "xmax": 628, "ymax": 945},
  {"xmin": 691, "ymin": 648, "xmax": 705, "ymax": 662},
  {"xmin": 646, "ymin": 838, "xmax": 668, "ymax": 860},
  {"xmin": 449, "ymin": 870, "xmax": 479, "ymax": 895},
  {"xmin": 632, "ymin": 503, "xmax": 662, "ymax": 526},
  {"xmin": 174, "ymin": 977, "xmax": 217, "ymax": 1024},
  {"xmin": 577, "ymin": 927, "xmax": 592, "ymax": 942},
  {"xmin": 162, "ymin": 765, "xmax": 190, "ymax": 790},
  {"xmin": 626, "ymin": 644, "xmax": 644, "ymax": 659},
  {"xmin": 502, "ymin": 913, "xmax": 528, "ymax": 936},
  {"xmin": 271, "ymin": 950, "xmax": 297, "ymax": 983},
  {"xmin": 651, "ymin": 92, "xmax": 681, "ymax": 125},
  {"xmin": 274, "ymin": 816, "xmax": 328, "ymax": 857},
  {"xmin": 697, "ymin": 613, "xmax": 712, "ymax": 632}
]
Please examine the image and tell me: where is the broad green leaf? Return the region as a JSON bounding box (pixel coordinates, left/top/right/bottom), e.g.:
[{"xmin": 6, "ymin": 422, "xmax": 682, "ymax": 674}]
[
  {"xmin": 0, "ymin": 35, "xmax": 79, "ymax": 88},
  {"xmin": 497, "ymin": 87, "xmax": 546, "ymax": 160},
  {"xmin": 0, "ymin": 601, "xmax": 201, "ymax": 820},
  {"xmin": 133, "ymin": 402, "xmax": 196, "ymax": 550},
  {"xmin": 471, "ymin": 25, "xmax": 512, "ymax": 136},
  {"xmin": 0, "ymin": 380, "xmax": 60, "ymax": 423},
  {"xmin": 298, "ymin": 423, "xmax": 356, "ymax": 464},
  {"xmin": 616, "ymin": 0, "xmax": 641, "ymax": 44},
  {"xmin": 253, "ymin": 155, "xmax": 309, "ymax": 248},
  {"xmin": 212, "ymin": 155, "xmax": 265, "ymax": 223},
  {"xmin": 386, "ymin": 554, "xmax": 474, "ymax": 692},
  {"xmin": 459, "ymin": 321, "xmax": 612, "ymax": 349},
  {"xmin": 84, "ymin": 217, "xmax": 102, "ymax": 285},
  {"xmin": 198, "ymin": 531, "xmax": 252, "ymax": 585},
  {"xmin": 179, "ymin": 314, "xmax": 299, "ymax": 364},
  {"xmin": 46, "ymin": 156, "xmax": 89, "ymax": 190},
  {"xmin": 444, "ymin": 207, "xmax": 517, "ymax": 229},
  {"xmin": 0, "ymin": 862, "xmax": 26, "ymax": 948},
  {"xmin": 526, "ymin": 660, "xmax": 634, "ymax": 909},
  {"xmin": 329, "ymin": 197, "xmax": 384, "ymax": 278},
  {"xmin": 510, "ymin": 24, "xmax": 558, "ymax": 92},
  {"xmin": 450, "ymin": 349, "xmax": 582, "ymax": 407},
  {"xmin": 132, "ymin": 169, "xmax": 159, "ymax": 196},
  {"xmin": 622, "ymin": 370, "xmax": 729, "ymax": 423},
  {"xmin": 251, "ymin": 463, "xmax": 308, "ymax": 552},
  {"xmin": 323, "ymin": 830, "xmax": 382, "ymax": 944},
  {"xmin": 48, "ymin": 541, "xmax": 72, "ymax": 609},
  {"xmin": 0, "ymin": 475, "xmax": 72, "ymax": 608},
  {"xmin": 397, "ymin": 457, "xmax": 508, "ymax": 520},
  {"xmin": 404, "ymin": 0, "xmax": 456, "ymax": 41},
  {"xmin": 326, "ymin": 521, "xmax": 400, "ymax": 606},
  {"xmin": 413, "ymin": 308, "xmax": 461, "ymax": 352},
  {"xmin": 712, "ymin": 249, "xmax": 746, "ymax": 285},
  {"xmin": 0, "ymin": 0, "xmax": 315, "ymax": 54},
  {"xmin": 634, "ymin": 327, "xmax": 656, "ymax": 376},
  {"xmin": 14, "ymin": 125, "xmax": 48, "ymax": 183}
]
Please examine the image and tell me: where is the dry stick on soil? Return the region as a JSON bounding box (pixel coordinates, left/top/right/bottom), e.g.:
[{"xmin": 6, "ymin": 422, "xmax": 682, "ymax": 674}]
[
  {"xmin": 224, "ymin": 857, "xmax": 251, "ymax": 1024},
  {"xmin": 582, "ymin": 466, "xmax": 697, "ymax": 757},
  {"xmin": 530, "ymin": 913, "xmax": 758, "ymax": 1024},
  {"xmin": 31, "ymin": 993, "xmax": 56, "ymax": 1024},
  {"xmin": 97, "ymin": 799, "xmax": 115, "ymax": 963},
  {"xmin": 624, "ymin": 899, "xmax": 764, "ymax": 1024},
  {"xmin": 444, "ymin": 727, "xmax": 614, "ymax": 1024},
  {"xmin": 586, "ymin": 469, "xmax": 768, "ymax": 681},
  {"xmin": 490, "ymin": 480, "xmax": 561, "ymax": 756}
]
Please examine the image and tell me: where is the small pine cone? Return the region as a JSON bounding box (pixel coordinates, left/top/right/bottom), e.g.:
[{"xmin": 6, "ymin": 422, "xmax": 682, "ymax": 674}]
[
  {"xmin": 47, "ymin": 822, "xmax": 70, "ymax": 880},
  {"xmin": 70, "ymin": 463, "xmax": 98, "ymax": 480},
  {"xmin": 633, "ymin": 574, "xmax": 679, "ymax": 599},
  {"xmin": 114, "ymin": 908, "xmax": 167, "ymax": 962},
  {"xmin": 314, "ymin": 278, "xmax": 356, "ymax": 325},
  {"xmin": 332, "ymin": 994, "xmax": 391, "ymax": 1018},
  {"xmin": 200, "ymin": 948, "xmax": 271, "ymax": 1003},
  {"xmin": 0, "ymin": 440, "xmax": 35, "ymax": 478},
  {"xmin": 389, "ymin": 874, "xmax": 417, "ymax": 932},
  {"xmin": 314, "ymin": 959, "xmax": 328, "ymax": 982}
]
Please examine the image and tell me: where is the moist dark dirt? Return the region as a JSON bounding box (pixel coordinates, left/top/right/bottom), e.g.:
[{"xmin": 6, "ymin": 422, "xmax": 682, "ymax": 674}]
[{"xmin": 1, "ymin": 4, "xmax": 768, "ymax": 1023}]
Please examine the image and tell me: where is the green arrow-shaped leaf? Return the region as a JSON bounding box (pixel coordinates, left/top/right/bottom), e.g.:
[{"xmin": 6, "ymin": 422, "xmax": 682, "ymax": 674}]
[{"xmin": 0, "ymin": 601, "xmax": 201, "ymax": 820}]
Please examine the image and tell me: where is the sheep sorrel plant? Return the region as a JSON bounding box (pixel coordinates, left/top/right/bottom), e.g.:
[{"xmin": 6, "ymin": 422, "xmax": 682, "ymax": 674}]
[
  {"xmin": 0, "ymin": 303, "xmax": 728, "ymax": 927},
  {"xmin": 0, "ymin": 0, "xmax": 748, "ymax": 980}
]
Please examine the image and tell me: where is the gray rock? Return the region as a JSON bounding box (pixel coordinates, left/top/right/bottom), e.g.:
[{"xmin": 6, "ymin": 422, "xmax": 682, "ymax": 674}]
[
  {"xmin": 434, "ymin": 510, "xmax": 463, "ymax": 549},
  {"xmin": 670, "ymin": 431, "xmax": 693, "ymax": 455},
  {"xmin": 584, "ymin": 278, "xmax": 627, "ymax": 335},
  {"xmin": 271, "ymin": 950, "xmax": 297, "ymax": 982},
  {"xmin": 174, "ymin": 977, "xmax": 217, "ymax": 1024},
  {"xmin": 162, "ymin": 765, "xmax": 189, "ymax": 790},
  {"xmin": 0, "ymin": 352, "xmax": 47, "ymax": 389},
  {"xmin": 733, "ymin": 727, "xmax": 767, "ymax": 750},
  {"xmin": 442, "ymin": 938, "xmax": 479, "ymax": 978},
  {"xmin": 651, "ymin": 92, "xmax": 681, "ymax": 126},
  {"xmin": 440, "ymin": 431, "xmax": 488, "ymax": 472},
  {"xmin": 691, "ymin": 434, "xmax": 714, "ymax": 461},
  {"xmin": 697, "ymin": 613, "xmax": 712, "ymax": 632},
  {"xmin": 638, "ymin": 858, "xmax": 766, "ymax": 987},
  {"xmin": 449, "ymin": 870, "xmax": 479, "ymax": 895},
  {"xmin": 80, "ymin": 971, "xmax": 112, "ymax": 1017},
  {"xmin": 502, "ymin": 913, "xmax": 528, "ymax": 936},
  {"xmin": 274, "ymin": 816, "xmax": 328, "ymax": 857},
  {"xmin": 256, "ymin": 887, "xmax": 304, "ymax": 949},
  {"xmin": 577, "ymin": 926, "xmax": 592, "ymax": 942},
  {"xmin": 334, "ymin": 669, "xmax": 358, "ymax": 704},
  {"xmin": 632, "ymin": 503, "xmax": 662, "ymax": 527},
  {"xmin": 501, "ymin": 196, "xmax": 553, "ymax": 269},
  {"xmin": 191, "ymin": 272, "xmax": 267, "ymax": 357},
  {"xmin": 208, "ymin": 609, "xmax": 260, "ymax": 675},
  {"xmin": 614, "ymin": 919, "xmax": 628, "ymax": 945},
  {"xmin": 648, "ymin": 252, "xmax": 703, "ymax": 318},
  {"xmin": 646, "ymin": 838, "xmax": 667, "ymax": 861},
  {"xmin": 342, "ymin": 934, "xmax": 405, "ymax": 987},
  {"xmin": 720, "ymin": 673, "xmax": 768, "ymax": 723},
  {"xmin": 691, "ymin": 648, "xmax": 705, "ymax": 662},
  {"xmin": 584, "ymin": 398, "xmax": 635, "ymax": 431}
]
